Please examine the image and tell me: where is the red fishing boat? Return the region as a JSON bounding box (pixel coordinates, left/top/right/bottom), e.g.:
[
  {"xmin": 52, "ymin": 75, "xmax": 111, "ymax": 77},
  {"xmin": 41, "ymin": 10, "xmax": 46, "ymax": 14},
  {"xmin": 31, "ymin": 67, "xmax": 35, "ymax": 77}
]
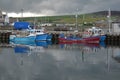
[{"xmin": 58, "ymin": 26, "xmax": 105, "ymax": 44}]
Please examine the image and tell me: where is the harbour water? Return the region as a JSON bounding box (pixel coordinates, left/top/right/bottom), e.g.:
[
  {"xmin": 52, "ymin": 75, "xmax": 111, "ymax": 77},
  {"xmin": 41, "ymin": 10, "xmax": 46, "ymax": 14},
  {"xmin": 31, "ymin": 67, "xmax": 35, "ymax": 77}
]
[{"xmin": 0, "ymin": 41, "xmax": 120, "ymax": 80}]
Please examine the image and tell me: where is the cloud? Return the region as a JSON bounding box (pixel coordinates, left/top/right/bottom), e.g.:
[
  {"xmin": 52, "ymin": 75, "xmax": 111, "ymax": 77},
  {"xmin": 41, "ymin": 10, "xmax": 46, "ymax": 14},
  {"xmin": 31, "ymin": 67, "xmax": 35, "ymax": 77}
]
[{"xmin": 0, "ymin": 0, "xmax": 120, "ymax": 17}]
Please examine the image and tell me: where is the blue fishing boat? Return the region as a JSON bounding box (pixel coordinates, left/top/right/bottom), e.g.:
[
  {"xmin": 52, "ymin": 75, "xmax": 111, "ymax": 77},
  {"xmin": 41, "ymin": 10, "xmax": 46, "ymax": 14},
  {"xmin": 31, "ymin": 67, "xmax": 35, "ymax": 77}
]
[
  {"xmin": 10, "ymin": 22, "xmax": 52, "ymax": 42},
  {"xmin": 10, "ymin": 28, "xmax": 52, "ymax": 42}
]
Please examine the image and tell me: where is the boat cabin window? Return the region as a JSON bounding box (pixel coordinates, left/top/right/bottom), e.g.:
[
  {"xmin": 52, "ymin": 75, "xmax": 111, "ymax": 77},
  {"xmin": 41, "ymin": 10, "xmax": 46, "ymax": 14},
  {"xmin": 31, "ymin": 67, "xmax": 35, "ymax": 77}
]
[{"xmin": 35, "ymin": 31, "xmax": 41, "ymax": 33}]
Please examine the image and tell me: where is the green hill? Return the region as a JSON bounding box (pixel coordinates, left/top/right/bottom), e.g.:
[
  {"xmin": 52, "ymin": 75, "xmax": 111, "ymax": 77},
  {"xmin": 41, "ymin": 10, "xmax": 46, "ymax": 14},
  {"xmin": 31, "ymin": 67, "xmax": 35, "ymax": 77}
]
[{"xmin": 17, "ymin": 11, "xmax": 120, "ymax": 25}]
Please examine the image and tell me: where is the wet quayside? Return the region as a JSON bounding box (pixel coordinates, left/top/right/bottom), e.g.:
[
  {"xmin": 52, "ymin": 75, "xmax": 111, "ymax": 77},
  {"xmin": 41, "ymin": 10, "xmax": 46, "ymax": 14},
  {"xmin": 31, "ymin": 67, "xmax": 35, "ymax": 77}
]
[{"xmin": 0, "ymin": 42, "xmax": 120, "ymax": 80}]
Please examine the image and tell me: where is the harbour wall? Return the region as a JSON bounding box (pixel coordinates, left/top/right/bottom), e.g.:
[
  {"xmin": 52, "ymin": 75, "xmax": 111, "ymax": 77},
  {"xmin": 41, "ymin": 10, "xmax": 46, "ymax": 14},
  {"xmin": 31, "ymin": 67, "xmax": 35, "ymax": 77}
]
[
  {"xmin": 105, "ymin": 34, "xmax": 120, "ymax": 46},
  {"xmin": 0, "ymin": 32, "xmax": 11, "ymax": 43}
]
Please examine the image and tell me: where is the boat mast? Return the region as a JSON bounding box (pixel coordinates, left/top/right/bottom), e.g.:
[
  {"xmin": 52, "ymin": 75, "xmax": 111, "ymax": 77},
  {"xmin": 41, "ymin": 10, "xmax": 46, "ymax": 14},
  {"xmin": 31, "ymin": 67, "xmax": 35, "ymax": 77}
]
[
  {"xmin": 75, "ymin": 10, "xmax": 78, "ymax": 29},
  {"xmin": 21, "ymin": 9, "xmax": 23, "ymax": 21},
  {"xmin": 107, "ymin": 8, "xmax": 111, "ymax": 33},
  {"xmin": 75, "ymin": 8, "xmax": 78, "ymax": 32}
]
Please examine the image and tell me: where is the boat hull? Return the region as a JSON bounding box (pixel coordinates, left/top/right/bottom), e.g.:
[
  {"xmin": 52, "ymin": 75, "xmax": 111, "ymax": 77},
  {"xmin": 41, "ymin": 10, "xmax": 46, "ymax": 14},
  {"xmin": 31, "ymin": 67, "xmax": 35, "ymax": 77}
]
[
  {"xmin": 11, "ymin": 36, "xmax": 36, "ymax": 42},
  {"xmin": 35, "ymin": 34, "xmax": 52, "ymax": 41},
  {"xmin": 46, "ymin": 34, "xmax": 52, "ymax": 41},
  {"xmin": 59, "ymin": 36, "xmax": 100, "ymax": 44},
  {"xmin": 100, "ymin": 35, "xmax": 106, "ymax": 42},
  {"xmin": 78, "ymin": 36, "xmax": 100, "ymax": 43}
]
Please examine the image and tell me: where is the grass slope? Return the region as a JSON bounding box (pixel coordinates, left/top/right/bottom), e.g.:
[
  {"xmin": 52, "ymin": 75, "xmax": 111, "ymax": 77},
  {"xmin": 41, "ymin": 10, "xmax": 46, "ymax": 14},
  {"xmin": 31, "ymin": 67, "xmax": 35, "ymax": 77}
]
[{"xmin": 17, "ymin": 11, "xmax": 120, "ymax": 24}]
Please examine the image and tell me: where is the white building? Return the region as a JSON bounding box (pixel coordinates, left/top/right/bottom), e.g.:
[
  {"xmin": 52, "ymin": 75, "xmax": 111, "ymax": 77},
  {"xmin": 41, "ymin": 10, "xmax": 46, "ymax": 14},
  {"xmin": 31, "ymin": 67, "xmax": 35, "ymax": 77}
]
[
  {"xmin": 112, "ymin": 22, "xmax": 120, "ymax": 34},
  {"xmin": 0, "ymin": 10, "xmax": 9, "ymax": 26}
]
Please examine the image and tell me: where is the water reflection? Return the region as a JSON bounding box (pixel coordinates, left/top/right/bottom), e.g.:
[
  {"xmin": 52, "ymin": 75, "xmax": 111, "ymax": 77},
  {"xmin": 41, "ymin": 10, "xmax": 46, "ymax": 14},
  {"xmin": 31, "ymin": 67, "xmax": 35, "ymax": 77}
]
[
  {"xmin": 11, "ymin": 40, "xmax": 120, "ymax": 65},
  {"xmin": 1, "ymin": 41, "xmax": 120, "ymax": 80},
  {"xmin": 111, "ymin": 47, "xmax": 120, "ymax": 63},
  {"xmin": 60, "ymin": 41, "xmax": 106, "ymax": 48},
  {"xmin": 11, "ymin": 41, "xmax": 107, "ymax": 56},
  {"xmin": 11, "ymin": 41, "xmax": 52, "ymax": 54},
  {"xmin": 9, "ymin": 41, "xmax": 52, "ymax": 66},
  {"xmin": 10, "ymin": 41, "xmax": 52, "ymax": 47},
  {"xmin": 10, "ymin": 41, "xmax": 52, "ymax": 60},
  {"xmin": 14, "ymin": 45, "xmax": 30, "ymax": 53},
  {"xmin": 58, "ymin": 42, "xmax": 106, "ymax": 53},
  {"xmin": 58, "ymin": 42, "xmax": 120, "ymax": 64}
]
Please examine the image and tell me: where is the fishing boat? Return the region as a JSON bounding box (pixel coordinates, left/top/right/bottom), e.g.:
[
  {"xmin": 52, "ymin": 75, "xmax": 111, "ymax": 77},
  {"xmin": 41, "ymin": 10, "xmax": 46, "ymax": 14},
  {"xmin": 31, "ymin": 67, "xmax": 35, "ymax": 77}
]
[
  {"xmin": 10, "ymin": 28, "xmax": 52, "ymax": 42},
  {"xmin": 59, "ymin": 27, "xmax": 106, "ymax": 44},
  {"xmin": 28, "ymin": 28, "xmax": 52, "ymax": 41},
  {"xmin": 10, "ymin": 21, "xmax": 52, "ymax": 42},
  {"xmin": 87, "ymin": 27, "xmax": 106, "ymax": 42}
]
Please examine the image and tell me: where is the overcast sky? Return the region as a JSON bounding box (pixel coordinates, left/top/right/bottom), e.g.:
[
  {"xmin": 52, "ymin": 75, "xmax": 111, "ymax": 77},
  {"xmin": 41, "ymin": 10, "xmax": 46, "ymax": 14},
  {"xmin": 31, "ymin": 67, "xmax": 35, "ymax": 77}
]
[{"xmin": 0, "ymin": 0, "xmax": 120, "ymax": 17}]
